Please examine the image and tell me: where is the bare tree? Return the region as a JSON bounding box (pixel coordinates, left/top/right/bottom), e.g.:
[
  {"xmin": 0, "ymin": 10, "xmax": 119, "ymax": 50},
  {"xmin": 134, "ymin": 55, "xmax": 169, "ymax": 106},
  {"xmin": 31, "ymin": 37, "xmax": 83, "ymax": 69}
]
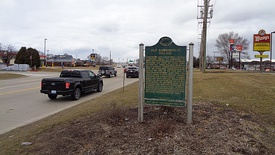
[
  {"xmin": 215, "ymin": 32, "xmax": 250, "ymax": 62},
  {"xmin": 206, "ymin": 55, "xmax": 214, "ymax": 67},
  {"xmin": 1, "ymin": 44, "xmax": 16, "ymax": 66},
  {"xmin": 0, "ymin": 43, "xmax": 3, "ymax": 56},
  {"xmin": 95, "ymin": 54, "xmax": 102, "ymax": 65},
  {"xmin": 102, "ymin": 56, "xmax": 109, "ymax": 65}
]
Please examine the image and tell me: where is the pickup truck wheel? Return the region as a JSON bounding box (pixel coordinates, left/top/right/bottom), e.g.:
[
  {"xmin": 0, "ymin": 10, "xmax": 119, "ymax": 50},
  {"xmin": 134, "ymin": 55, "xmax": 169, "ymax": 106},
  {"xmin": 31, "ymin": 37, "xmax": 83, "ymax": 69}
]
[
  {"xmin": 114, "ymin": 73, "xmax": 117, "ymax": 77},
  {"xmin": 48, "ymin": 94, "xmax": 57, "ymax": 100},
  {"xmin": 71, "ymin": 87, "xmax": 81, "ymax": 100},
  {"xmin": 97, "ymin": 82, "xmax": 103, "ymax": 92}
]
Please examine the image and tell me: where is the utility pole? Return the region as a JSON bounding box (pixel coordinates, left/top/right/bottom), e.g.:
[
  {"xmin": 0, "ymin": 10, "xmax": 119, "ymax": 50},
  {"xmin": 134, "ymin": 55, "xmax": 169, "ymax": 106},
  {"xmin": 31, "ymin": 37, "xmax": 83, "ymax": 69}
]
[
  {"xmin": 197, "ymin": 0, "xmax": 213, "ymax": 72},
  {"xmin": 201, "ymin": 0, "xmax": 208, "ymax": 72}
]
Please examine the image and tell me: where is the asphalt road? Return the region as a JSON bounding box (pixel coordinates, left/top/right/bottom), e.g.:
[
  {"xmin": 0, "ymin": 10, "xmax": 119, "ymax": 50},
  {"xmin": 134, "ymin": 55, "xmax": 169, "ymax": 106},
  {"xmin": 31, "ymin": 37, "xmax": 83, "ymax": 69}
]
[{"xmin": 0, "ymin": 68, "xmax": 138, "ymax": 135}]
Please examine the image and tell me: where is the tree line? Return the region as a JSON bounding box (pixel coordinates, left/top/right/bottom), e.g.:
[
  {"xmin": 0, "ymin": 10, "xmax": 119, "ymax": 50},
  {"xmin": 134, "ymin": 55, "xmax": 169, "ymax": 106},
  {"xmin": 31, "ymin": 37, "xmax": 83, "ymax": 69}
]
[
  {"xmin": 15, "ymin": 47, "xmax": 41, "ymax": 68},
  {"xmin": 0, "ymin": 43, "xmax": 41, "ymax": 68},
  {"xmin": 1, "ymin": 31, "xmax": 250, "ymax": 69}
]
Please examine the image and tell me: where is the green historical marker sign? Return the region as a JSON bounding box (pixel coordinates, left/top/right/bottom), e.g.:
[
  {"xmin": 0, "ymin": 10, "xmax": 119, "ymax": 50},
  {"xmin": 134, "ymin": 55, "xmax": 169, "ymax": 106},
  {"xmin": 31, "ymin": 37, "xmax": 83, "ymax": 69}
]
[{"xmin": 145, "ymin": 36, "xmax": 187, "ymax": 106}]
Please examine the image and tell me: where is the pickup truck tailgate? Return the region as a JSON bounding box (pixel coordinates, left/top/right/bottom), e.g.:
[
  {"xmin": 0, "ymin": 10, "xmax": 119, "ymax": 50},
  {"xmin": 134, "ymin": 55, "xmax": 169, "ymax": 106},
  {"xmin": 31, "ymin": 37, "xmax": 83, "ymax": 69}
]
[{"xmin": 41, "ymin": 78, "xmax": 67, "ymax": 90}]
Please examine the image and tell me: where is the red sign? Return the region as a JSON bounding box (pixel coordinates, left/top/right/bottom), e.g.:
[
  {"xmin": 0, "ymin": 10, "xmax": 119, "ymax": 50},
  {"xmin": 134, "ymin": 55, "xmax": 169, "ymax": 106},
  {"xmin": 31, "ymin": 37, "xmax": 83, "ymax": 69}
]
[
  {"xmin": 229, "ymin": 39, "xmax": 235, "ymax": 44},
  {"xmin": 236, "ymin": 45, "xmax": 242, "ymax": 51},
  {"xmin": 253, "ymin": 34, "xmax": 270, "ymax": 51},
  {"xmin": 254, "ymin": 34, "xmax": 270, "ymax": 43}
]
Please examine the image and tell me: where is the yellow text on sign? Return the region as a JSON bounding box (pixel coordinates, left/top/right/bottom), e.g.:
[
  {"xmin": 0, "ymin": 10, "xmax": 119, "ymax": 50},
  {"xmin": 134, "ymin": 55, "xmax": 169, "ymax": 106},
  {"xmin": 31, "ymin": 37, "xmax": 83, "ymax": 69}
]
[{"xmin": 253, "ymin": 43, "xmax": 270, "ymax": 51}]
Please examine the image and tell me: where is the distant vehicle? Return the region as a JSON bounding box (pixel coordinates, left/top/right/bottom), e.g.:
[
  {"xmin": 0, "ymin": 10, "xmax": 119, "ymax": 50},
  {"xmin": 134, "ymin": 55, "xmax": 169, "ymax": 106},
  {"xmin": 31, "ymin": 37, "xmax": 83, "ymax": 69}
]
[
  {"xmin": 117, "ymin": 65, "xmax": 122, "ymax": 68},
  {"xmin": 98, "ymin": 66, "xmax": 117, "ymax": 78},
  {"xmin": 126, "ymin": 66, "xmax": 139, "ymax": 78},
  {"xmin": 40, "ymin": 70, "xmax": 103, "ymax": 100}
]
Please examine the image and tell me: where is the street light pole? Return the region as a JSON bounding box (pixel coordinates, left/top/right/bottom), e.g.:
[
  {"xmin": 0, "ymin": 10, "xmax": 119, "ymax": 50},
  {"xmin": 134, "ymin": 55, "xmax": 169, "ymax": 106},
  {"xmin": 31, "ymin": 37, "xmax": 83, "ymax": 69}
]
[
  {"xmin": 110, "ymin": 50, "xmax": 111, "ymax": 65},
  {"xmin": 44, "ymin": 38, "xmax": 47, "ymax": 67},
  {"xmin": 270, "ymin": 31, "xmax": 275, "ymax": 71}
]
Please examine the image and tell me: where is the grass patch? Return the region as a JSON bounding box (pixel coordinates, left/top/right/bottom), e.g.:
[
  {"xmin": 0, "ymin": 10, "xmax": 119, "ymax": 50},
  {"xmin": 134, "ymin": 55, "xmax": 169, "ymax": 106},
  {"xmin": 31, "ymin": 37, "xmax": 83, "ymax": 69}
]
[
  {"xmin": 0, "ymin": 73, "xmax": 26, "ymax": 80},
  {"xmin": 193, "ymin": 70, "xmax": 275, "ymax": 126},
  {"xmin": 37, "ymin": 66, "xmax": 100, "ymax": 72},
  {"xmin": 0, "ymin": 70, "xmax": 275, "ymax": 154}
]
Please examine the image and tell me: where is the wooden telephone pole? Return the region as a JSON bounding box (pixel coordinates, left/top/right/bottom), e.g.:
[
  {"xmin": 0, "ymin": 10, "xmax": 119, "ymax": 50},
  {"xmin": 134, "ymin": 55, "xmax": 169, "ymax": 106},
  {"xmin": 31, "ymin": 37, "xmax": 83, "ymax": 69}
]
[{"xmin": 198, "ymin": 0, "xmax": 213, "ymax": 72}]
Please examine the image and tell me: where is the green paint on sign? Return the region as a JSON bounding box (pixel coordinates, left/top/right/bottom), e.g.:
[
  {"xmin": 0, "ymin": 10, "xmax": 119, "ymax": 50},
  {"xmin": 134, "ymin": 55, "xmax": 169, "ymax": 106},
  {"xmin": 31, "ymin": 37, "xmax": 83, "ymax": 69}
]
[{"xmin": 144, "ymin": 36, "xmax": 187, "ymax": 107}]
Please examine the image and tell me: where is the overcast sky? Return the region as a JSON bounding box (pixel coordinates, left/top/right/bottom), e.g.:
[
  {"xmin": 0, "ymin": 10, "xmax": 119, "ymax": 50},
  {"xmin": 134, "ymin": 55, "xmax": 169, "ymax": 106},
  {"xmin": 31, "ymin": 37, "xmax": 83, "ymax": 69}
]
[{"xmin": 1, "ymin": 0, "xmax": 275, "ymax": 61}]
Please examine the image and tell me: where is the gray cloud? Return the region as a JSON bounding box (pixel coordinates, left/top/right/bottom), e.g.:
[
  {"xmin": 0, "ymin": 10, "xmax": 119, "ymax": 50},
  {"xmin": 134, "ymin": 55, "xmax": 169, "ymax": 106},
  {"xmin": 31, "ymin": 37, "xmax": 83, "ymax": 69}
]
[{"xmin": 0, "ymin": 0, "xmax": 275, "ymax": 61}]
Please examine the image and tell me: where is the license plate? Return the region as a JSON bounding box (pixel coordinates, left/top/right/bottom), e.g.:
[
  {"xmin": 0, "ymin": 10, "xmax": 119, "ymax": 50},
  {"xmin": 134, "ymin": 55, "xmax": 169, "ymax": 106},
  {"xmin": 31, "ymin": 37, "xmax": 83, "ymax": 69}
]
[{"xmin": 51, "ymin": 90, "xmax": 56, "ymax": 94}]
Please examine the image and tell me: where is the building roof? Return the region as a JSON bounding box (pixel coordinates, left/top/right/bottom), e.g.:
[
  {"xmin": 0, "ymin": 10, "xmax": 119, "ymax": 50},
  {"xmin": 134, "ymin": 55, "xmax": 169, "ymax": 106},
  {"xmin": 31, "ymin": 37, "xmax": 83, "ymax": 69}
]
[
  {"xmin": 241, "ymin": 58, "xmax": 275, "ymax": 62},
  {"xmin": 47, "ymin": 54, "xmax": 73, "ymax": 62}
]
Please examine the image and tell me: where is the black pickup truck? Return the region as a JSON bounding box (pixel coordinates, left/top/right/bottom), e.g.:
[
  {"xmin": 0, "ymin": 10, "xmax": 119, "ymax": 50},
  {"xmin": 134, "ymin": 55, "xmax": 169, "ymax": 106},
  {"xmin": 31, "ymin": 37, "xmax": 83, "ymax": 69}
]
[{"xmin": 40, "ymin": 70, "xmax": 103, "ymax": 100}]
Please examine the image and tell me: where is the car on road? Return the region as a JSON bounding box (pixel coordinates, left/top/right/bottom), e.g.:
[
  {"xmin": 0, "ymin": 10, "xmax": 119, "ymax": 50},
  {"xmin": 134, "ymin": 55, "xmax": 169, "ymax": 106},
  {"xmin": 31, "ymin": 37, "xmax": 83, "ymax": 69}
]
[
  {"xmin": 40, "ymin": 70, "xmax": 103, "ymax": 100},
  {"xmin": 98, "ymin": 66, "xmax": 117, "ymax": 78},
  {"xmin": 126, "ymin": 66, "xmax": 139, "ymax": 78}
]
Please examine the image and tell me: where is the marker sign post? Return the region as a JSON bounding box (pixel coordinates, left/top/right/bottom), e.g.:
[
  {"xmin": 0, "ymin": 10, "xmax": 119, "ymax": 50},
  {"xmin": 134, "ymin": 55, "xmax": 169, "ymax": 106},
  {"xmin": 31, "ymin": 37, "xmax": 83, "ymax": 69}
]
[{"xmin": 144, "ymin": 37, "xmax": 187, "ymax": 107}]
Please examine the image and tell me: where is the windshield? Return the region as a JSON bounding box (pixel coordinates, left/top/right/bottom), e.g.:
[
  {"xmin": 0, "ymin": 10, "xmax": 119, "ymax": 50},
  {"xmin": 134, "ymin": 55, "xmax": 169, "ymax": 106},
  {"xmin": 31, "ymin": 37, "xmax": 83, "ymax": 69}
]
[
  {"xmin": 60, "ymin": 71, "xmax": 82, "ymax": 78},
  {"xmin": 99, "ymin": 67, "xmax": 110, "ymax": 70}
]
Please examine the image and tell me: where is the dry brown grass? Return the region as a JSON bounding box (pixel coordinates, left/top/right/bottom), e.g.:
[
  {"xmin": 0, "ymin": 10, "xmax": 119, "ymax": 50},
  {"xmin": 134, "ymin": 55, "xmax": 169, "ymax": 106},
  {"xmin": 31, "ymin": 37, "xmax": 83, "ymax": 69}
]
[
  {"xmin": 0, "ymin": 73, "xmax": 26, "ymax": 80},
  {"xmin": 1, "ymin": 69, "xmax": 275, "ymax": 154},
  {"xmin": 193, "ymin": 70, "xmax": 275, "ymax": 128},
  {"xmin": 37, "ymin": 66, "xmax": 100, "ymax": 72}
]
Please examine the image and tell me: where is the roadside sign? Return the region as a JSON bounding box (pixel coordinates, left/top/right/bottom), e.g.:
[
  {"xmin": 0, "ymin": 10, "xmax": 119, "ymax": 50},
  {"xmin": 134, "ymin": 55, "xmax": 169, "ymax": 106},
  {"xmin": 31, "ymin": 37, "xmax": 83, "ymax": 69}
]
[
  {"xmin": 254, "ymin": 54, "xmax": 268, "ymax": 58},
  {"xmin": 236, "ymin": 45, "xmax": 242, "ymax": 51},
  {"xmin": 229, "ymin": 39, "xmax": 235, "ymax": 44},
  {"xmin": 253, "ymin": 29, "xmax": 270, "ymax": 51},
  {"xmin": 145, "ymin": 37, "xmax": 186, "ymax": 107},
  {"xmin": 233, "ymin": 52, "xmax": 239, "ymax": 59},
  {"xmin": 216, "ymin": 57, "xmax": 223, "ymax": 62},
  {"xmin": 90, "ymin": 53, "xmax": 96, "ymax": 61}
]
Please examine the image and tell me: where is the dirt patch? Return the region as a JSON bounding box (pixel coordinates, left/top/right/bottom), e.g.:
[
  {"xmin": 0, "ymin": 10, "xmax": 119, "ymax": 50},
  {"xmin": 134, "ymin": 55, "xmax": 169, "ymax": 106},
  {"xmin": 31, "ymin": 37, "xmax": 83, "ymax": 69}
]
[{"xmin": 19, "ymin": 102, "xmax": 275, "ymax": 154}]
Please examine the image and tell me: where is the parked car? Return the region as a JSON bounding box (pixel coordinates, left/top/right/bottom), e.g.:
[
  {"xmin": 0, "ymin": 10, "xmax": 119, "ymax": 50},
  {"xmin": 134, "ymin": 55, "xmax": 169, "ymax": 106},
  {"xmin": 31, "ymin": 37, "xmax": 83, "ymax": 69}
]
[
  {"xmin": 126, "ymin": 66, "xmax": 139, "ymax": 78},
  {"xmin": 40, "ymin": 70, "xmax": 103, "ymax": 100},
  {"xmin": 98, "ymin": 66, "xmax": 117, "ymax": 78}
]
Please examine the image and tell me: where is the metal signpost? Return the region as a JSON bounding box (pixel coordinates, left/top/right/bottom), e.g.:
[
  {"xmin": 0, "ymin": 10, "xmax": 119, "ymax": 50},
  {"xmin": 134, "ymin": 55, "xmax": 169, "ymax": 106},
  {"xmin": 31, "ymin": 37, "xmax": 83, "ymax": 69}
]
[
  {"xmin": 236, "ymin": 45, "xmax": 242, "ymax": 69},
  {"xmin": 138, "ymin": 43, "xmax": 144, "ymax": 122},
  {"xmin": 187, "ymin": 43, "xmax": 194, "ymax": 124}
]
